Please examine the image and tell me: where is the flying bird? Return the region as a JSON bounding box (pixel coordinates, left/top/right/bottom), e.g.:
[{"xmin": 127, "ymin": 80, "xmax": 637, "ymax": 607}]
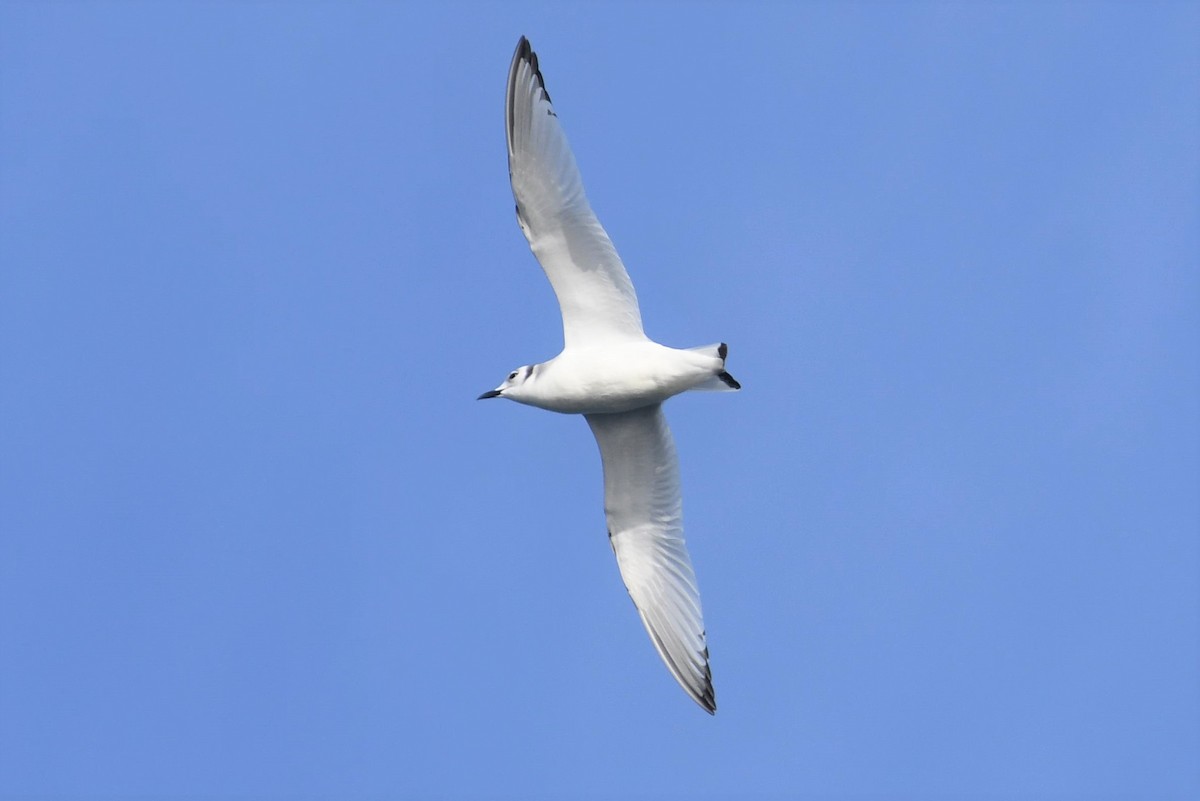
[{"xmin": 479, "ymin": 36, "xmax": 739, "ymax": 714}]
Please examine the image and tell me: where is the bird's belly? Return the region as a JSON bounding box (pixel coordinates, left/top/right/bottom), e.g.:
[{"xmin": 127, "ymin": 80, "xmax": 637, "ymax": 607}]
[
  {"xmin": 531, "ymin": 350, "xmax": 709, "ymax": 415},
  {"xmin": 538, "ymin": 383, "xmax": 667, "ymax": 415}
]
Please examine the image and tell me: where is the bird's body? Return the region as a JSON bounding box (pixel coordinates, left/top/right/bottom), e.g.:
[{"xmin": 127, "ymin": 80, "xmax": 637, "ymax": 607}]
[
  {"xmin": 503, "ymin": 341, "xmax": 731, "ymax": 415},
  {"xmin": 480, "ymin": 36, "xmax": 738, "ymax": 714}
]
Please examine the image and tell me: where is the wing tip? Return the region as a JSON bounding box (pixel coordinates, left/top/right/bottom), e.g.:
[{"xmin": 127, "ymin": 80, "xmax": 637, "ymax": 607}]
[
  {"xmin": 506, "ymin": 35, "xmax": 554, "ymax": 160},
  {"xmin": 640, "ymin": 609, "xmax": 717, "ymax": 715},
  {"xmin": 688, "ymin": 669, "xmax": 717, "ymax": 715},
  {"xmin": 696, "ymin": 643, "xmax": 717, "ymax": 714},
  {"xmin": 696, "ymin": 666, "xmax": 717, "ymax": 715},
  {"xmin": 508, "ymin": 34, "xmax": 552, "ymax": 102}
]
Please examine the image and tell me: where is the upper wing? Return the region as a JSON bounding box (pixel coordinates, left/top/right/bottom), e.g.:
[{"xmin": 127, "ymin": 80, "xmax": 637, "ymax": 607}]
[
  {"xmin": 506, "ymin": 37, "xmax": 645, "ymax": 349},
  {"xmin": 585, "ymin": 405, "xmax": 715, "ymax": 713}
]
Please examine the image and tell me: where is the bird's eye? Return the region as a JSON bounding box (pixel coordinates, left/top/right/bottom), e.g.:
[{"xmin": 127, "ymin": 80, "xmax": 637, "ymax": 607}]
[{"xmin": 508, "ymin": 371, "xmax": 518, "ymax": 380}]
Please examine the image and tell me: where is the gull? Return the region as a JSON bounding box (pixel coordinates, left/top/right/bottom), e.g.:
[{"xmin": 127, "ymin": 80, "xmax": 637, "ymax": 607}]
[{"xmin": 479, "ymin": 36, "xmax": 739, "ymax": 714}]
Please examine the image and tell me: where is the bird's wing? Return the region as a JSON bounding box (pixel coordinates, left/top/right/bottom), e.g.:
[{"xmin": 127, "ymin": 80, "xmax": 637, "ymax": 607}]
[
  {"xmin": 506, "ymin": 37, "xmax": 645, "ymax": 349},
  {"xmin": 585, "ymin": 405, "xmax": 715, "ymax": 713}
]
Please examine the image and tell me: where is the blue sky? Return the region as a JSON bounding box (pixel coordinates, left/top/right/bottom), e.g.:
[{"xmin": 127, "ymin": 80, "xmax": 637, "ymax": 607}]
[{"xmin": 1, "ymin": 2, "xmax": 1197, "ymax": 799}]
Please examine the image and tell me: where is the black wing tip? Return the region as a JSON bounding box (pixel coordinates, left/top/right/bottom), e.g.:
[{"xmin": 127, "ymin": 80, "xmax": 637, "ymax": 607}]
[
  {"xmin": 697, "ymin": 644, "xmax": 716, "ymax": 714},
  {"xmin": 511, "ymin": 34, "xmax": 551, "ymax": 104},
  {"xmin": 718, "ymin": 342, "xmax": 728, "ymax": 360},
  {"xmin": 680, "ymin": 661, "xmax": 717, "ymax": 715},
  {"xmin": 698, "ymin": 682, "xmax": 717, "ymax": 715},
  {"xmin": 644, "ymin": 617, "xmax": 718, "ymax": 714},
  {"xmin": 512, "ymin": 35, "xmax": 531, "ymax": 68},
  {"xmin": 505, "ymin": 35, "xmax": 556, "ymax": 160}
]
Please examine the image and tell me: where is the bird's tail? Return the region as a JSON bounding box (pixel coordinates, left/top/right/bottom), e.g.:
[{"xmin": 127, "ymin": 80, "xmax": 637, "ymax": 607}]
[{"xmin": 687, "ymin": 342, "xmax": 741, "ymax": 392}]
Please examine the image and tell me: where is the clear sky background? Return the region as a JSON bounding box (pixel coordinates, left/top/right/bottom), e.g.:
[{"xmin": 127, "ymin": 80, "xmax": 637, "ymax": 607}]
[{"xmin": 2, "ymin": 2, "xmax": 1197, "ymax": 799}]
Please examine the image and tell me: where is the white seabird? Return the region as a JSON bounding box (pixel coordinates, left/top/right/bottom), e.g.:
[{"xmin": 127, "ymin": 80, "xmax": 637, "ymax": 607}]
[{"xmin": 479, "ymin": 36, "xmax": 739, "ymax": 714}]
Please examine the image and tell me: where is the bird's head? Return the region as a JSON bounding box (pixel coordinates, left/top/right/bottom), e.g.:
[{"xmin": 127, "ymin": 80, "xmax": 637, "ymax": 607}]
[{"xmin": 478, "ymin": 364, "xmax": 535, "ymax": 401}]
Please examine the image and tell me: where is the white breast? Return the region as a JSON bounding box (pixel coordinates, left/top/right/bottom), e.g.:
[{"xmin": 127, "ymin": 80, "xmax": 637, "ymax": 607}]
[{"xmin": 522, "ymin": 343, "xmax": 720, "ymax": 415}]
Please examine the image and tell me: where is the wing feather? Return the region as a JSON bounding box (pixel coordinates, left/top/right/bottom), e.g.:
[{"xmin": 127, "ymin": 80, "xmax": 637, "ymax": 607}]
[
  {"xmin": 506, "ymin": 37, "xmax": 645, "ymax": 348},
  {"xmin": 585, "ymin": 405, "xmax": 716, "ymax": 714}
]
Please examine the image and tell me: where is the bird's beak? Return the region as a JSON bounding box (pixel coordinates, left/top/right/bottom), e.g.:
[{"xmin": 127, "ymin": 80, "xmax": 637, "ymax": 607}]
[{"xmin": 477, "ymin": 389, "xmax": 503, "ymax": 400}]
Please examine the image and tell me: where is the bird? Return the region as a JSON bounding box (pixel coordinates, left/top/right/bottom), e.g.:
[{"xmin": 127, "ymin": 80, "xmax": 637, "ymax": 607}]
[{"xmin": 479, "ymin": 36, "xmax": 739, "ymax": 714}]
